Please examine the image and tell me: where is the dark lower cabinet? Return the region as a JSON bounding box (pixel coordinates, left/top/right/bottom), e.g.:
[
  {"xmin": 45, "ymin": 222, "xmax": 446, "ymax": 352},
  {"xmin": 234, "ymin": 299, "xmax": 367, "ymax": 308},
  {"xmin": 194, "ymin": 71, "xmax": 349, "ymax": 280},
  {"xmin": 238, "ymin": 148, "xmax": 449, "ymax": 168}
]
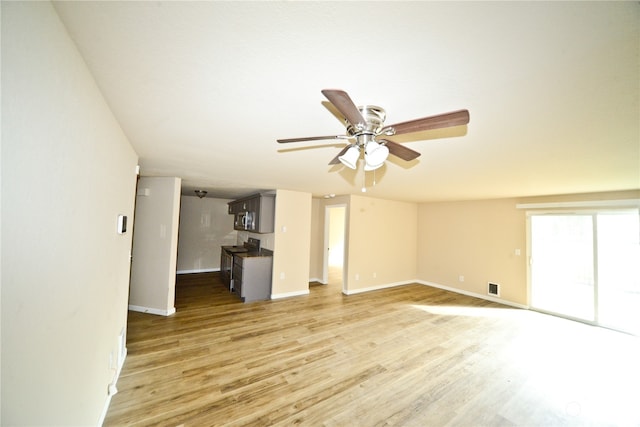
[
  {"xmin": 220, "ymin": 250, "xmax": 232, "ymax": 290},
  {"xmin": 233, "ymin": 253, "xmax": 273, "ymax": 302}
]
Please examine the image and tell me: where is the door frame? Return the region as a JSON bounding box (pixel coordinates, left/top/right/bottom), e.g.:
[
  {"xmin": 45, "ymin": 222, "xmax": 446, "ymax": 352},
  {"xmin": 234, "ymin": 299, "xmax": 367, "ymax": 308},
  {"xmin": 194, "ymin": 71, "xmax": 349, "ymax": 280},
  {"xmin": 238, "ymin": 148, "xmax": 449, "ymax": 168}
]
[{"xmin": 526, "ymin": 208, "xmax": 640, "ymax": 333}]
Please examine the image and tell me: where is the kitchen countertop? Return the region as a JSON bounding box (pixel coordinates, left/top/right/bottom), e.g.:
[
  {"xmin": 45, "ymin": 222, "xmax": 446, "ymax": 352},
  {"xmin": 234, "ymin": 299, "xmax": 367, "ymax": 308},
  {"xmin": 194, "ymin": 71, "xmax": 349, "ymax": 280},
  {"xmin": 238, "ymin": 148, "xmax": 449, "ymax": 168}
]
[
  {"xmin": 222, "ymin": 245, "xmax": 248, "ymax": 253},
  {"xmin": 236, "ymin": 248, "xmax": 273, "ymax": 258}
]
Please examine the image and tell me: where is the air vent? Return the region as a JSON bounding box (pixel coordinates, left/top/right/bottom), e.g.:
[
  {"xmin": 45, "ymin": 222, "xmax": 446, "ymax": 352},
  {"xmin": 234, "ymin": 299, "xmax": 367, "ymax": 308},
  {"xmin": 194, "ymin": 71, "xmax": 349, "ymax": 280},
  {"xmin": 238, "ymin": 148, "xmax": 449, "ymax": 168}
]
[{"xmin": 488, "ymin": 282, "xmax": 500, "ymax": 297}]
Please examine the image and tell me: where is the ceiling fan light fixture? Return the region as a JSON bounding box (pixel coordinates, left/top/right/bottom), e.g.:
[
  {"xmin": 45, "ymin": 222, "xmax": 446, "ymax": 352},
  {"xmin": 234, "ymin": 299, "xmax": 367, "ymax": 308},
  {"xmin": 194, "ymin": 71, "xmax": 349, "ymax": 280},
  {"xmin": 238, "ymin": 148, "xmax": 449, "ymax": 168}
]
[
  {"xmin": 338, "ymin": 145, "xmax": 360, "ymax": 169},
  {"xmin": 364, "ymin": 141, "xmax": 389, "ymax": 171},
  {"xmin": 194, "ymin": 190, "xmax": 207, "ymax": 198},
  {"xmin": 278, "ymin": 89, "xmax": 469, "ymax": 180}
]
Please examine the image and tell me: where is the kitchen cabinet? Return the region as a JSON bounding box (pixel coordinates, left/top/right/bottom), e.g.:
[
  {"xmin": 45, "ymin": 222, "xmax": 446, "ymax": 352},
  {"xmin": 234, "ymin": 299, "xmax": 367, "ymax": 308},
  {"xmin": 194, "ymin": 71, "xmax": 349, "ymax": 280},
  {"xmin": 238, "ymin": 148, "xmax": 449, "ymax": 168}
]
[
  {"xmin": 232, "ymin": 250, "xmax": 273, "ymax": 302},
  {"xmin": 228, "ymin": 196, "xmax": 259, "ymax": 214},
  {"xmin": 228, "ymin": 198, "xmax": 253, "ymax": 214},
  {"xmin": 228, "ymin": 202, "xmax": 240, "ymax": 214},
  {"xmin": 228, "ymin": 193, "xmax": 275, "ymax": 233},
  {"xmin": 220, "ymin": 249, "xmax": 232, "ymax": 289}
]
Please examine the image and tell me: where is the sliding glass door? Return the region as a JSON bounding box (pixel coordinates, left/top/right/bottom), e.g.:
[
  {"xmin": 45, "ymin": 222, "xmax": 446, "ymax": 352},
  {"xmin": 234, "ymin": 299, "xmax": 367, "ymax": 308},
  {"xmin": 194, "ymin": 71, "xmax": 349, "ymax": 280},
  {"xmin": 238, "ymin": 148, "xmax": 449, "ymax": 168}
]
[
  {"xmin": 596, "ymin": 212, "xmax": 640, "ymax": 334},
  {"xmin": 530, "ymin": 210, "xmax": 639, "ymax": 335},
  {"xmin": 530, "ymin": 214, "xmax": 595, "ymax": 321}
]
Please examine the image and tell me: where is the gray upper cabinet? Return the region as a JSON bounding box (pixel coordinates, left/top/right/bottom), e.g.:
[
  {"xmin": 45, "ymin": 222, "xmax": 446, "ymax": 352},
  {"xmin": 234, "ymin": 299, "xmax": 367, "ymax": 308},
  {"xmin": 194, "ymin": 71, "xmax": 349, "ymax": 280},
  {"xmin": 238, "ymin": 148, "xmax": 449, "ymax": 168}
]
[
  {"xmin": 229, "ymin": 193, "xmax": 275, "ymax": 233},
  {"xmin": 228, "ymin": 202, "xmax": 241, "ymax": 214},
  {"xmin": 228, "ymin": 198, "xmax": 252, "ymax": 214}
]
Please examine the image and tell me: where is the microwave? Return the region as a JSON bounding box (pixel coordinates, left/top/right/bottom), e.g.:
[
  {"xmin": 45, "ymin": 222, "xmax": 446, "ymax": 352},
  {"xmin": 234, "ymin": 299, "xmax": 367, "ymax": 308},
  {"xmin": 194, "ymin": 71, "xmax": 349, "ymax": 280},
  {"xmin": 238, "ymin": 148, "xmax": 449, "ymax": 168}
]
[{"xmin": 235, "ymin": 211, "xmax": 255, "ymax": 231}]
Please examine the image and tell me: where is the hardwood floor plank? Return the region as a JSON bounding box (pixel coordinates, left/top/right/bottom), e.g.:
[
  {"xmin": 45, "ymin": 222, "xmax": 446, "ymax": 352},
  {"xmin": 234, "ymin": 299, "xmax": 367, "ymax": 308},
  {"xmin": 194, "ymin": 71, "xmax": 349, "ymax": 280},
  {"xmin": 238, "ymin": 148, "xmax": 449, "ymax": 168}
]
[{"xmin": 104, "ymin": 272, "xmax": 640, "ymax": 426}]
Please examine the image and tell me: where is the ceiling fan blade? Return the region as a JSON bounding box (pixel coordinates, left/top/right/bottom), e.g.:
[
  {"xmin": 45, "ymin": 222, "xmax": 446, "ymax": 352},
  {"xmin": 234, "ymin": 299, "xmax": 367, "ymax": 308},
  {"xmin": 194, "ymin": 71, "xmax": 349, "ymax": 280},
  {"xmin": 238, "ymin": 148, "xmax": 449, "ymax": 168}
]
[
  {"xmin": 321, "ymin": 89, "xmax": 366, "ymax": 128},
  {"xmin": 277, "ymin": 135, "xmax": 349, "ymax": 143},
  {"xmin": 379, "ymin": 140, "xmax": 421, "ymax": 161},
  {"xmin": 381, "ymin": 109, "xmax": 469, "ymax": 136},
  {"xmin": 328, "ymin": 145, "xmax": 351, "ymax": 165}
]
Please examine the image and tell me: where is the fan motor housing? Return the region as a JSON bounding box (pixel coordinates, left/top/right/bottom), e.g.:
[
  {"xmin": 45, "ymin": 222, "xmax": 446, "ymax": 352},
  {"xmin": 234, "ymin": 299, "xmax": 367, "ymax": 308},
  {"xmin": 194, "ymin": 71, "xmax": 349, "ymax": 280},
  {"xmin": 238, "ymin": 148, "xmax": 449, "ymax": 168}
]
[{"xmin": 346, "ymin": 105, "xmax": 386, "ymax": 136}]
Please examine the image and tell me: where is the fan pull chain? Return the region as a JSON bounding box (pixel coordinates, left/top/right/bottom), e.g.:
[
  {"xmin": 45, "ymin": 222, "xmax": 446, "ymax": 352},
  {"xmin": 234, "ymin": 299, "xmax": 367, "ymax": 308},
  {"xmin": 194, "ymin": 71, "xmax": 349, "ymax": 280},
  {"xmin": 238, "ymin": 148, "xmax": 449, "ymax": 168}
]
[
  {"xmin": 361, "ymin": 168, "xmax": 378, "ymax": 192},
  {"xmin": 361, "ymin": 168, "xmax": 367, "ymax": 192}
]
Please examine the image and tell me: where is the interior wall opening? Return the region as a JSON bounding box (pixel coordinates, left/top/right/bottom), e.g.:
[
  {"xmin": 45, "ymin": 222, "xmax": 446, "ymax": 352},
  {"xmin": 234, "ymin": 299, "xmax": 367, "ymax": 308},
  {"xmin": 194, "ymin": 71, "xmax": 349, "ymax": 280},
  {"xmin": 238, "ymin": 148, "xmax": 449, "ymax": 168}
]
[{"xmin": 323, "ymin": 204, "xmax": 346, "ymax": 291}]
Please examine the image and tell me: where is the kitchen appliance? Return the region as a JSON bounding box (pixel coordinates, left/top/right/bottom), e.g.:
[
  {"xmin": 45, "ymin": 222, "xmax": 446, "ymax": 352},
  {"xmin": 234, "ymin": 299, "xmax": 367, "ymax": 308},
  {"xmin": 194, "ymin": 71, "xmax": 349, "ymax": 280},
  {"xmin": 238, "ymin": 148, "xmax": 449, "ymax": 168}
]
[
  {"xmin": 235, "ymin": 211, "xmax": 255, "ymax": 232},
  {"xmin": 220, "ymin": 238, "xmax": 261, "ymax": 291}
]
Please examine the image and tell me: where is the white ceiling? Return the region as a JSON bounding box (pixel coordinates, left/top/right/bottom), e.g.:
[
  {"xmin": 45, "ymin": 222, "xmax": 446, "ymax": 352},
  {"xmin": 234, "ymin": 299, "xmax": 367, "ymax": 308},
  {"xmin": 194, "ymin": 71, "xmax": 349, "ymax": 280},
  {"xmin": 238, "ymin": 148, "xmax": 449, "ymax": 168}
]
[{"xmin": 53, "ymin": 1, "xmax": 639, "ymax": 202}]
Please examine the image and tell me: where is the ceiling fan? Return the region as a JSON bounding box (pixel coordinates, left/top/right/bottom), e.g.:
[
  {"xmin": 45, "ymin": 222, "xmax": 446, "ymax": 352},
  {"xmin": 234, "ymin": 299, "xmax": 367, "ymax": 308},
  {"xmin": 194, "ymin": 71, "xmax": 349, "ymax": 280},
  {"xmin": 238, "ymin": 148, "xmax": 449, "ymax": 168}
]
[{"xmin": 277, "ymin": 89, "xmax": 470, "ymax": 171}]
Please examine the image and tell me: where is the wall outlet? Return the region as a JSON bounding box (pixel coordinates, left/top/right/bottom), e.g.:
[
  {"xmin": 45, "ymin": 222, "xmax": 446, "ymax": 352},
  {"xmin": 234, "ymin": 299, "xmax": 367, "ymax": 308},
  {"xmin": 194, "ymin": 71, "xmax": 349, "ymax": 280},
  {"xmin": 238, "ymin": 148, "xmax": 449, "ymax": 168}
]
[
  {"xmin": 279, "ymin": 272, "xmax": 285, "ymax": 280},
  {"xmin": 355, "ymin": 273, "xmax": 360, "ymax": 281},
  {"xmin": 459, "ymin": 275, "xmax": 465, "ymax": 282}
]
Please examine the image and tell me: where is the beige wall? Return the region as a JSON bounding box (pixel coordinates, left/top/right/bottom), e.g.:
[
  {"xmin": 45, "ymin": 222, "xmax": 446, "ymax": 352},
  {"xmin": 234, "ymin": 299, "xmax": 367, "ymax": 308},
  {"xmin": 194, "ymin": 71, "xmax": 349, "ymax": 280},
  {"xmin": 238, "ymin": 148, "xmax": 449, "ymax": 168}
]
[
  {"xmin": 417, "ymin": 198, "xmax": 528, "ymax": 304},
  {"xmin": 309, "ymin": 198, "xmax": 324, "ymax": 281},
  {"xmin": 129, "ymin": 177, "xmax": 181, "ymax": 315},
  {"xmin": 417, "ymin": 190, "xmax": 640, "ymax": 306},
  {"xmin": 345, "ymin": 195, "xmax": 418, "ymax": 293},
  {"xmin": 177, "ymin": 196, "xmax": 237, "ymax": 273},
  {"xmin": 272, "ymin": 190, "xmax": 312, "ymax": 298},
  {"xmin": 1, "ymin": 2, "xmax": 138, "ymax": 424}
]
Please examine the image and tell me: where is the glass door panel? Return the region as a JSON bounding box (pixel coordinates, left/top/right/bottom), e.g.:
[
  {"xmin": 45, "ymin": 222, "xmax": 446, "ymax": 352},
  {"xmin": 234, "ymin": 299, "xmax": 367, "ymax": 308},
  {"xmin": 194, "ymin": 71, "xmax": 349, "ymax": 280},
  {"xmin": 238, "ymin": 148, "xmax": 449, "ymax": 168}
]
[
  {"xmin": 530, "ymin": 215, "xmax": 595, "ymax": 321},
  {"xmin": 597, "ymin": 211, "xmax": 640, "ymax": 335}
]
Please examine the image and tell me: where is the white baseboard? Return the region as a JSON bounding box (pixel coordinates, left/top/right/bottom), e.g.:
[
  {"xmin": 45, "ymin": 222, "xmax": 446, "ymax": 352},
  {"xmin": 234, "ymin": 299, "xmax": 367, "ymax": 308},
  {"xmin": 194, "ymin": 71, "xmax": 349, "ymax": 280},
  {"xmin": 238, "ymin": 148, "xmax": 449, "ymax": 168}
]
[
  {"xmin": 339, "ymin": 279, "xmax": 528, "ymax": 309},
  {"xmin": 271, "ymin": 289, "xmax": 310, "ymax": 300},
  {"xmin": 128, "ymin": 304, "xmax": 176, "ymax": 316},
  {"xmin": 177, "ymin": 268, "xmax": 218, "ymax": 274},
  {"xmin": 278, "ymin": 279, "xmax": 527, "ymax": 309},
  {"xmin": 416, "ymin": 280, "xmax": 529, "ymax": 309},
  {"xmin": 343, "ymin": 280, "xmax": 414, "ymax": 295},
  {"xmin": 98, "ymin": 347, "xmax": 127, "ymax": 426}
]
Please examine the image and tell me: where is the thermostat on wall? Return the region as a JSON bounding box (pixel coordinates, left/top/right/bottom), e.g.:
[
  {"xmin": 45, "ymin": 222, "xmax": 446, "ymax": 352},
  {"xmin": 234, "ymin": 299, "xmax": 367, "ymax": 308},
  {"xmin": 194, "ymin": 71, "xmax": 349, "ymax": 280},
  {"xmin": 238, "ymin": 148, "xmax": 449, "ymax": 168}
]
[{"xmin": 117, "ymin": 214, "xmax": 127, "ymax": 234}]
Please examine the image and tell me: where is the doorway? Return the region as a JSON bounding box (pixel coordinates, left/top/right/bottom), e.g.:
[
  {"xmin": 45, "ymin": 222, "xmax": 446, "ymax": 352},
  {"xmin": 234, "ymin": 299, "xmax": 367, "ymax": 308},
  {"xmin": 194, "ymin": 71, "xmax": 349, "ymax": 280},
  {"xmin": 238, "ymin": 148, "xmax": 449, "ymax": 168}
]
[
  {"xmin": 323, "ymin": 204, "xmax": 346, "ymax": 291},
  {"xmin": 529, "ymin": 210, "xmax": 640, "ymax": 334}
]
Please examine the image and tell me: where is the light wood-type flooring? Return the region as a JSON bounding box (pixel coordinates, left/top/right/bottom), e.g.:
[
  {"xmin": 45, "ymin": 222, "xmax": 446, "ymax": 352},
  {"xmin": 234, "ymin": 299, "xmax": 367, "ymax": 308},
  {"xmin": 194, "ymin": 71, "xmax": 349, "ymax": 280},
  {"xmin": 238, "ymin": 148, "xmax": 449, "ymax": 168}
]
[{"xmin": 105, "ymin": 273, "xmax": 640, "ymax": 426}]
